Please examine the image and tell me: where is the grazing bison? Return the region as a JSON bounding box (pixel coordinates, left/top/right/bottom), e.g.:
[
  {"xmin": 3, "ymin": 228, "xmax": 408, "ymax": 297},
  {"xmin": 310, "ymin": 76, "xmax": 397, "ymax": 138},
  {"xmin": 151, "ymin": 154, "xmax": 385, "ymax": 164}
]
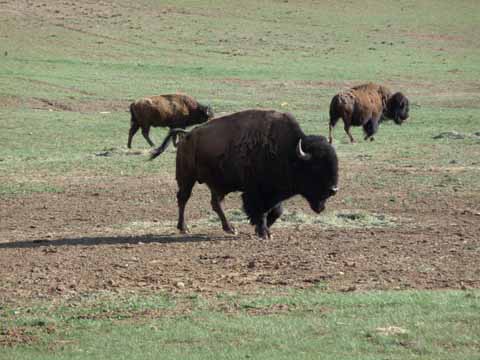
[
  {"xmin": 328, "ymin": 83, "xmax": 409, "ymax": 144},
  {"xmin": 150, "ymin": 109, "xmax": 339, "ymax": 239},
  {"xmin": 127, "ymin": 94, "xmax": 213, "ymax": 148}
]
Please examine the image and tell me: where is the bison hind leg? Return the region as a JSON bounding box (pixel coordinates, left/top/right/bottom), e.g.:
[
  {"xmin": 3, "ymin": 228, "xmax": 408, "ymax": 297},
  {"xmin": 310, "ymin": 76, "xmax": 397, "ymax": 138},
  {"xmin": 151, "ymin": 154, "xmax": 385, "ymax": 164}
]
[
  {"xmin": 127, "ymin": 122, "xmax": 140, "ymax": 149},
  {"xmin": 210, "ymin": 189, "xmax": 236, "ymax": 235},
  {"xmin": 141, "ymin": 125, "xmax": 155, "ymax": 147},
  {"xmin": 328, "ymin": 116, "xmax": 341, "ymax": 144},
  {"xmin": 176, "ymin": 179, "xmax": 195, "ymax": 234}
]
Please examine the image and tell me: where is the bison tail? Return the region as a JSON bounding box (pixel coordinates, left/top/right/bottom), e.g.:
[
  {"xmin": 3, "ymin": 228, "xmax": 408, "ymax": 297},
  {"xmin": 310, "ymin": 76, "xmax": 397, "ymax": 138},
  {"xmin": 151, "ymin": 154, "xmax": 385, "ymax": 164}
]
[
  {"xmin": 329, "ymin": 95, "xmax": 342, "ymax": 124},
  {"xmin": 149, "ymin": 128, "xmax": 188, "ymax": 161},
  {"xmin": 129, "ymin": 103, "xmax": 137, "ymax": 124}
]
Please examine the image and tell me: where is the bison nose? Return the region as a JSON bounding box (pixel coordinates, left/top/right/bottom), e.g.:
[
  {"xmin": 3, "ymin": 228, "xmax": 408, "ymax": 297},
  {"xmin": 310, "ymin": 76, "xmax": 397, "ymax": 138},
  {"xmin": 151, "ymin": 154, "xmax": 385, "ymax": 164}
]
[{"xmin": 329, "ymin": 186, "xmax": 338, "ymax": 196}]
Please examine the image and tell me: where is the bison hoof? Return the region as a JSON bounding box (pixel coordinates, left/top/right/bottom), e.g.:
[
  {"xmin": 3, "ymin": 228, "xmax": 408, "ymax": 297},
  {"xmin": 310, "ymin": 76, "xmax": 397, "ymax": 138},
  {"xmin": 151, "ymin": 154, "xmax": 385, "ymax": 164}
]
[
  {"xmin": 178, "ymin": 226, "xmax": 189, "ymax": 234},
  {"xmin": 255, "ymin": 226, "xmax": 271, "ymax": 240},
  {"xmin": 224, "ymin": 225, "xmax": 237, "ymax": 235}
]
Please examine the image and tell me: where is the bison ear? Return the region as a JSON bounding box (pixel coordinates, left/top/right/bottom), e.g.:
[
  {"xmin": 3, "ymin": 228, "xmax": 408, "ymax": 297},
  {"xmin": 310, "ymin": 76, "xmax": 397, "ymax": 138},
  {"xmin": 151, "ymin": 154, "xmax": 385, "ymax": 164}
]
[{"xmin": 296, "ymin": 139, "xmax": 312, "ymax": 161}]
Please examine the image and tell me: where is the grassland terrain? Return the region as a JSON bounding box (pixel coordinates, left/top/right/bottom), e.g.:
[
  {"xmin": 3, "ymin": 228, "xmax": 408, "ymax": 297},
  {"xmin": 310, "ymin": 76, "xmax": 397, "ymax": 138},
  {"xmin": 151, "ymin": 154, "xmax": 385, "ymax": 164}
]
[{"xmin": 1, "ymin": 0, "xmax": 480, "ymax": 358}]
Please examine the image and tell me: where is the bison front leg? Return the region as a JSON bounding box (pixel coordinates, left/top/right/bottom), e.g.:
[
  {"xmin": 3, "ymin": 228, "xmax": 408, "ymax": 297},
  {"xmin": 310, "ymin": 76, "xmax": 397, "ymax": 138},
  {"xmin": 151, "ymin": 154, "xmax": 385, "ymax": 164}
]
[
  {"xmin": 267, "ymin": 203, "xmax": 283, "ymax": 228},
  {"xmin": 363, "ymin": 118, "xmax": 379, "ymax": 141},
  {"xmin": 242, "ymin": 192, "xmax": 271, "ymax": 239},
  {"xmin": 255, "ymin": 216, "xmax": 270, "ymax": 239},
  {"xmin": 210, "ymin": 190, "xmax": 236, "ymax": 235}
]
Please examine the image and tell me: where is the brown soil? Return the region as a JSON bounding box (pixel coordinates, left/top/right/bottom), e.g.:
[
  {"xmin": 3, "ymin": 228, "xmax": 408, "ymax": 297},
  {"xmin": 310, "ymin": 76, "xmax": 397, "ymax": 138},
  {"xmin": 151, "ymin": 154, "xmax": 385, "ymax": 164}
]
[{"xmin": 1, "ymin": 173, "xmax": 479, "ymax": 303}]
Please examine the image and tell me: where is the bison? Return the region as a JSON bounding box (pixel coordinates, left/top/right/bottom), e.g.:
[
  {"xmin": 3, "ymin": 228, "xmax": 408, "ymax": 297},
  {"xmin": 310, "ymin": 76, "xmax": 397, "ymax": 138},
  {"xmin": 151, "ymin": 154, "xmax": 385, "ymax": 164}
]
[
  {"xmin": 150, "ymin": 109, "xmax": 339, "ymax": 239},
  {"xmin": 328, "ymin": 83, "xmax": 410, "ymax": 144},
  {"xmin": 127, "ymin": 94, "xmax": 213, "ymax": 149}
]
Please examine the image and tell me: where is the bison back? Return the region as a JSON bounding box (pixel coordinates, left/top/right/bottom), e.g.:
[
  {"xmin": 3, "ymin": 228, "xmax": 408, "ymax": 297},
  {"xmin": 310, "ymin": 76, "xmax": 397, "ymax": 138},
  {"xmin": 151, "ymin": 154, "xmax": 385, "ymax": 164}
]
[{"xmin": 176, "ymin": 110, "xmax": 301, "ymax": 193}]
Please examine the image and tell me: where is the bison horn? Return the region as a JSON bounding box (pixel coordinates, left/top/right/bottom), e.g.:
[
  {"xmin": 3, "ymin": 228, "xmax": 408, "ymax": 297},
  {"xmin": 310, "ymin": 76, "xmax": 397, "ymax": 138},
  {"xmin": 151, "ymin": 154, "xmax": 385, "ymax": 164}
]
[{"xmin": 296, "ymin": 139, "xmax": 312, "ymax": 161}]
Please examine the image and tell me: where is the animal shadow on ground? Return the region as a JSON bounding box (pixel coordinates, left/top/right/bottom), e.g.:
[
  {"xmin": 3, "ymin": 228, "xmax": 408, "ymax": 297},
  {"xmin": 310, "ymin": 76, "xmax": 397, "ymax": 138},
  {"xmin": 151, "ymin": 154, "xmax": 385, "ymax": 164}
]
[{"xmin": 0, "ymin": 233, "xmax": 237, "ymax": 249}]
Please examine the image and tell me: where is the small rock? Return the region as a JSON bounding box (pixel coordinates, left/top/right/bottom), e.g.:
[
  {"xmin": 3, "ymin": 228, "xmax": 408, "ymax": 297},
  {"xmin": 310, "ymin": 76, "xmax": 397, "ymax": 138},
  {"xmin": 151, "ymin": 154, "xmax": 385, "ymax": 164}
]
[
  {"xmin": 433, "ymin": 131, "xmax": 466, "ymax": 140},
  {"xmin": 375, "ymin": 326, "xmax": 407, "ymax": 336},
  {"xmin": 247, "ymin": 260, "xmax": 256, "ymax": 269},
  {"xmin": 175, "ymin": 281, "xmax": 185, "ymax": 289},
  {"xmin": 95, "ymin": 151, "xmax": 112, "ymax": 157},
  {"xmin": 340, "ymin": 285, "xmax": 356, "ymax": 292}
]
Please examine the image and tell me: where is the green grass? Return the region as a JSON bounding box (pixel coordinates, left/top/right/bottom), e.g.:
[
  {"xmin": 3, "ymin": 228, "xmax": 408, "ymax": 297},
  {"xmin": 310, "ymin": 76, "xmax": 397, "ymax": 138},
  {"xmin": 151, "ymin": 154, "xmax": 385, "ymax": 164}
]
[{"xmin": 1, "ymin": 290, "xmax": 479, "ymax": 359}]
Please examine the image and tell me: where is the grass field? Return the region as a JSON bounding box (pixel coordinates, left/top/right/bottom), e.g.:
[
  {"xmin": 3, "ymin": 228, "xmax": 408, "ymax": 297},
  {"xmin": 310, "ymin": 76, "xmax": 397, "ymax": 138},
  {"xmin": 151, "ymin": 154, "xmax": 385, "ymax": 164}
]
[{"xmin": 1, "ymin": 0, "xmax": 480, "ymax": 358}]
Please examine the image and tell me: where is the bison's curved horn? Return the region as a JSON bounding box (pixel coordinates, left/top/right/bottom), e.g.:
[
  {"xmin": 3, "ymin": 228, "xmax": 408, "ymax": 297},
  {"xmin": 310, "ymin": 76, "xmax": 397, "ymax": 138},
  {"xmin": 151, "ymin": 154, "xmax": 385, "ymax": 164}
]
[{"xmin": 296, "ymin": 139, "xmax": 312, "ymax": 161}]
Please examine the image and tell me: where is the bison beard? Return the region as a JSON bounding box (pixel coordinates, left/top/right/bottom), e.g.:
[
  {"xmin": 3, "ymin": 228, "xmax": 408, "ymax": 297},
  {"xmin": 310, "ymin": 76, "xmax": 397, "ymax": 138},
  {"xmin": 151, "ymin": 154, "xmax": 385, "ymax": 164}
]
[{"xmin": 151, "ymin": 110, "xmax": 339, "ymax": 239}]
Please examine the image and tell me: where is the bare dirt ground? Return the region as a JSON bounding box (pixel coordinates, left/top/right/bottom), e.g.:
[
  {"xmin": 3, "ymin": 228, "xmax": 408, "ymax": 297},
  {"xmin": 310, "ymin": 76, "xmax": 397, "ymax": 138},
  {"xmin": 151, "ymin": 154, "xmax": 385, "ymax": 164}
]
[{"xmin": 1, "ymin": 173, "xmax": 479, "ymax": 303}]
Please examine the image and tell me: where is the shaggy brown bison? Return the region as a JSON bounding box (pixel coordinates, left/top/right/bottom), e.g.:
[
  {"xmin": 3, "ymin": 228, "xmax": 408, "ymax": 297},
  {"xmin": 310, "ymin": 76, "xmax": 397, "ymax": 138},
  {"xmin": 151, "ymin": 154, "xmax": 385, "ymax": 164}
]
[
  {"xmin": 150, "ymin": 109, "xmax": 339, "ymax": 239},
  {"xmin": 127, "ymin": 94, "xmax": 213, "ymax": 148},
  {"xmin": 328, "ymin": 83, "xmax": 409, "ymax": 143}
]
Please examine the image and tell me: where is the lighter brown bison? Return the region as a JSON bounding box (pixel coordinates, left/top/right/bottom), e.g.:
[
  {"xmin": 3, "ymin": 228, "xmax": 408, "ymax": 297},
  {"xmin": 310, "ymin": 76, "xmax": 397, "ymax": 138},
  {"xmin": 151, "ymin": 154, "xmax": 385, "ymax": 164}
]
[
  {"xmin": 127, "ymin": 94, "xmax": 213, "ymax": 148},
  {"xmin": 328, "ymin": 83, "xmax": 409, "ymax": 143}
]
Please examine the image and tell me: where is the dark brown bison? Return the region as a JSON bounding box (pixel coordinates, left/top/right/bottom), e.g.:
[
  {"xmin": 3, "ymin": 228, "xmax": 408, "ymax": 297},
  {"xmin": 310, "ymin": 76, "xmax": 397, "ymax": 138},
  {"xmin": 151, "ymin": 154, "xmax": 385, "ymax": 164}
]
[
  {"xmin": 150, "ymin": 109, "xmax": 339, "ymax": 239},
  {"xmin": 127, "ymin": 94, "xmax": 213, "ymax": 148},
  {"xmin": 328, "ymin": 83, "xmax": 409, "ymax": 143}
]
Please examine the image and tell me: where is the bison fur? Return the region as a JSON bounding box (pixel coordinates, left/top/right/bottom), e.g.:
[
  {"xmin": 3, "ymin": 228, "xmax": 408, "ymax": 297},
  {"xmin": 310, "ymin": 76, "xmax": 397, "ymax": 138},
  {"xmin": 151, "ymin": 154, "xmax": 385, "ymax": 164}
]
[
  {"xmin": 128, "ymin": 94, "xmax": 213, "ymax": 149},
  {"xmin": 328, "ymin": 83, "xmax": 409, "ymax": 143},
  {"xmin": 151, "ymin": 109, "xmax": 339, "ymax": 239}
]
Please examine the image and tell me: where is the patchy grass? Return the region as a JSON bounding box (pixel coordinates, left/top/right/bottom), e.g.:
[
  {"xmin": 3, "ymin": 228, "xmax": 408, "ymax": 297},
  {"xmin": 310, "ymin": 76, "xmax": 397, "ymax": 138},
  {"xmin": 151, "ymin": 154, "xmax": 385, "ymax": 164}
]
[
  {"xmin": 1, "ymin": 290, "xmax": 479, "ymax": 359},
  {"xmin": 0, "ymin": 181, "xmax": 64, "ymax": 196},
  {"xmin": 115, "ymin": 208, "xmax": 397, "ymax": 235}
]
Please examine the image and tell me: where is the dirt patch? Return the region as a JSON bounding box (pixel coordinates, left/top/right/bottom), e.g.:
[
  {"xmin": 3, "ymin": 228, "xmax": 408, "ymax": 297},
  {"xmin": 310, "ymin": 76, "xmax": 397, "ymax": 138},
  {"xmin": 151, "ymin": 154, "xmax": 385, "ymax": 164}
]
[
  {"xmin": 405, "ymin": 32, "xmax": 465, "ymax": 43},
  {"xmin": 1, "ymin": 174, "xmax": 479, "ymax": 303},
  {"xmin": 0, "ymin": 327, "xmax": 38, "ymax": 347},
  {"xmin": 0, "ymin": 95, "xmax": 129, "ymax": 113}
]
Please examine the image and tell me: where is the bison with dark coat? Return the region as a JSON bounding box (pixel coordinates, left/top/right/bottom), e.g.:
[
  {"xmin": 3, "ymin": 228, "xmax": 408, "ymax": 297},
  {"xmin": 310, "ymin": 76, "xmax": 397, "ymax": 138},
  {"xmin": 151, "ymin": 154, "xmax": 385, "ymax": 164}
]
[
  {"xmin": 328, "ymin": 83, "xmax": 409, "ymax": 144},
  {"xmin": 127, "ymin": 94, "xmax": 213, "ymax": 148},
  {"xmin": 150, "ymin": 109, "xmax": 339, "ymax": 239}
]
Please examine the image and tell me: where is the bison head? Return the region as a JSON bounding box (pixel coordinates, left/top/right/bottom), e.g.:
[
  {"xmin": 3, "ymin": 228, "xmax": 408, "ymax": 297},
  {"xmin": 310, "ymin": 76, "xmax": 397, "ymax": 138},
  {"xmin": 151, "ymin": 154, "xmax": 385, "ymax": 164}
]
[
  {"xmin": 295, "ymin": 136, "xmax": 338, "ymax": 214},
  {"xmin": 385, "ymin": 92, "xmax": 409, "ymax": 125},
  {"xmin": 199, "ymin": 104, "xmax": 214, "ymax": 121}
]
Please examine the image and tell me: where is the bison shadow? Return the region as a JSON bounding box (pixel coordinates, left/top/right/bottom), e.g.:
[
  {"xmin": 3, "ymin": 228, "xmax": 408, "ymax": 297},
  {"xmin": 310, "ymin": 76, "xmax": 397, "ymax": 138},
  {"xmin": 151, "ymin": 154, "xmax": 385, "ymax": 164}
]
[{"xmin": 0, "ymin": 233, "xmax": 237, "ymax": 249}]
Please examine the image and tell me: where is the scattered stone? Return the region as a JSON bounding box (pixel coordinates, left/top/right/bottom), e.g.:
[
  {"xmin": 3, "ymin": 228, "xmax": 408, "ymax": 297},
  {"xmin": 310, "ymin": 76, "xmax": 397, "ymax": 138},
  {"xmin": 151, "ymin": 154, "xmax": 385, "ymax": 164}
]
[
  {"xmin": 433, "ymin": 131, "xmax": 466, "ymax": 140},
  {"xmin": 375, "ymin": 326, "xmax": 408, "ymax": 336},
  {"xmin": 95, "ymin": 151, "xmax": 112, "ymax": 157},
  {"xmin": 175, "ymin": 281, "xmax": 185, "ymax": 289}
]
